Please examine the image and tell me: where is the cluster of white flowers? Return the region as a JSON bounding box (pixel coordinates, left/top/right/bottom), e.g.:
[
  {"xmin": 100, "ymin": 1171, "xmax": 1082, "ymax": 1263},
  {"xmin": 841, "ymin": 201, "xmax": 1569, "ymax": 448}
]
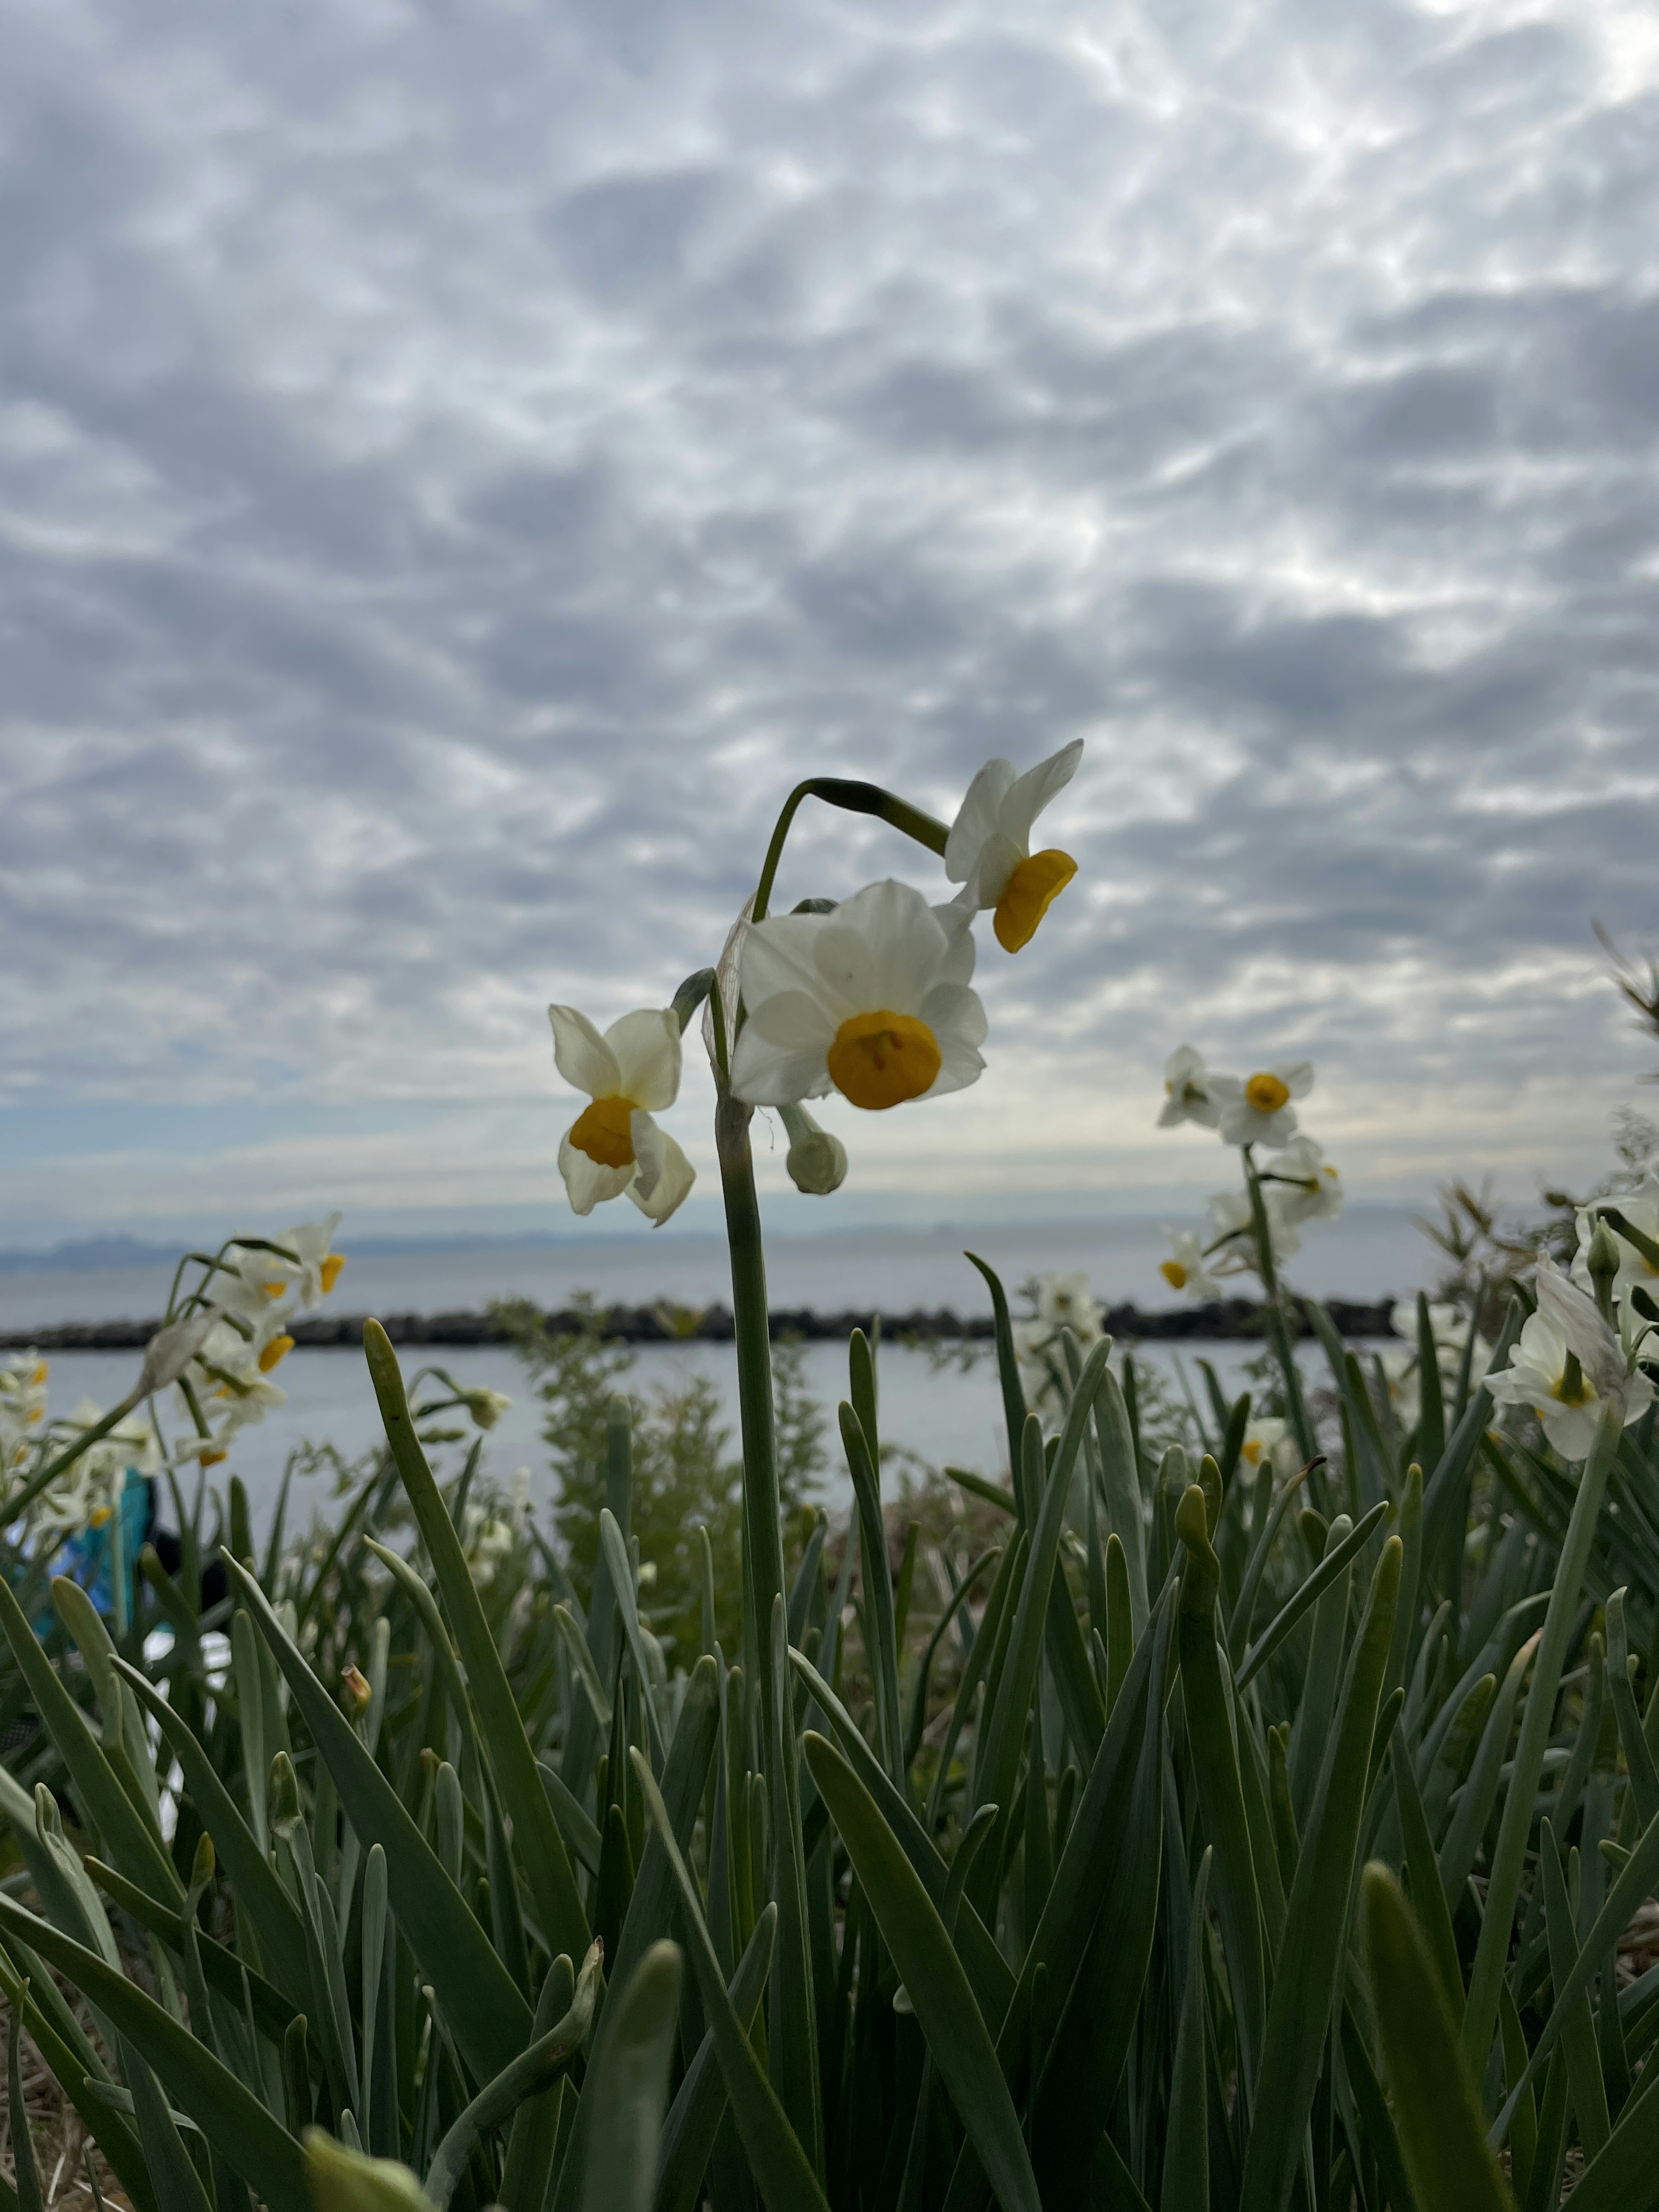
[
  {"xmin": 0, "ymin": 1351, "xmax": 50, "ymax": 1484},
  {"xmin": 1154, "ymin": 1046, "xmax": 1343, "ymax": 1300},
  {"xmin": 1481, "ymin": 1186, "xmax": 1659, "ymax": 1459},
  {"xmin": 1, "ymin": 1350, "xmax": 160, "ymax": 1551},
  {"xmin": 546, "ymin": 743, "xmax": 1085, "ymax": 1226},
  {"xmin": 166, "ymin": 1214, "xmax": 348, "ymax": 1468},
  {"xmin": 1014, "ymin": 1272, "xmax": 1104, "ymax": 1421}
]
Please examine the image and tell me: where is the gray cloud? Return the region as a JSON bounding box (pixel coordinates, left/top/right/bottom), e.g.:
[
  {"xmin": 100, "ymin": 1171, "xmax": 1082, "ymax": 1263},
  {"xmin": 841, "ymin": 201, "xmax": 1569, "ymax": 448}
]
[{"xmin": 1, "ymin": 0, "xmax": 1656, "ymax": 1222}]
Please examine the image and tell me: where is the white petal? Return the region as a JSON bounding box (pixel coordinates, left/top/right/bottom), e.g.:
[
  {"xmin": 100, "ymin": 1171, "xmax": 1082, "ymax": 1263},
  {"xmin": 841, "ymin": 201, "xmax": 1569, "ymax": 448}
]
[
  {"xmin": 1280, "ymin": 1061, "xmax": 1315, "ymax": 1100},
  {"xmin": 740, "ymin": 909, "xmax": 837, "ymax": 1016},
  {"xmin": 606, "ymin": 1008, "xmax": 682, "ymax": 1111},
  {"xmin": 964, "ymin": 832, "xmax": 1024, "ymax": 910},
  {"xmin": 558, "ymin": 1128, "xmax": 634, "ymax": 1214},
  {"xmin": 944, "ymin": 758, "xmax": 1017, "ymax": 884},
  {"xmin": 920, "ymin": 982, "xmax": 988, "ymax": 1097},
  {"xmin": 996, "ymin": 739, "xmax": 1084, "ymax": 849},
  {"xmin": 747, "ymin": 989, "xmax": 837, "ymax": 1053},
  {"xmin": 930, "ymin": 901, "xmax": 979, "ymax": 985},
  {"xmin": 549, "ymin": 1005, "xmax": 621, "ymax": 1100},
  {"xmin": 629, "ymin": 1114, "xmax": 696, "ymax": 1224},
  {"xmin": 1163, "ymin": 1043, "xmax": 1205, "ymax": 1087},
  {"xmin": 730, "ymin": 1026, "xmax": 834, "ymax": 1106},
  {"xmin": 821, "ymin": 879, "xmax": 948, "ymax": 1013}
]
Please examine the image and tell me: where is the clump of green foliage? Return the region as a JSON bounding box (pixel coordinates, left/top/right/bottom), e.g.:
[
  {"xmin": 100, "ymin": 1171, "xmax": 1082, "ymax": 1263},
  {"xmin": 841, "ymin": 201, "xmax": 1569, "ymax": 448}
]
[{"xmin": 491, "ymin": 1294, "xmax": 826, "ymax": 1661}]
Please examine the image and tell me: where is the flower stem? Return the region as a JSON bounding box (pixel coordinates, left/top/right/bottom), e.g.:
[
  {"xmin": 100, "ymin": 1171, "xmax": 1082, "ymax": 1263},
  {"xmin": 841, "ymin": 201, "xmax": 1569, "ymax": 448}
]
[
  {"xmin": 752, "ymin": 778, "xmax": 950, "ymax": 922},
  {"xmin": 715, "ymin": 1090, "xmax": 786, "ymax": 1724},
  {"xmin": 1243, "ymin": 1147, "xmax": 1321, "ymax": 1492}
]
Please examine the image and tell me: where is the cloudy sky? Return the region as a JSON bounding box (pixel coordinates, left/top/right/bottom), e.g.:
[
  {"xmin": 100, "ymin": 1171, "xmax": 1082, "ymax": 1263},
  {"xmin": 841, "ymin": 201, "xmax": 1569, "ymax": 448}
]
[{"xmin": 2, "ymin": 0, "xmax": 1657, "ymax": 1251}]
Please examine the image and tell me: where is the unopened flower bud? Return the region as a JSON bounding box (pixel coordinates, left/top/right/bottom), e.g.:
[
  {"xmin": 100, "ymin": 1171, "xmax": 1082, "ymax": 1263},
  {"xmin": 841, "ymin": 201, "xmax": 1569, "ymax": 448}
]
[
  {"xmin": 1588, "ymin": 1219, "xmax": 1622, "ymax": 1321},
  {"xmin": 341, "ymin": 1665, "xmax": 373, "ymax": 1719},
  {"xmin": 462, "ymin": 1387, "xmax": 512, "ymax": 1431},
  {"xmin": 267, "ymin": 1750, "xmax": 300, "ymax": 1837},
  {"xmin": 781, "ymin": 1103, "xmax": 848, "ymax": 1196}
]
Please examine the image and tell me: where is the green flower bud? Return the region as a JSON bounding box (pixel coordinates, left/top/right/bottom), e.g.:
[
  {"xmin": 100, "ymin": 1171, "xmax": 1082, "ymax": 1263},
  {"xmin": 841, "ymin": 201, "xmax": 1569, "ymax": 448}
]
[
  {"xmin": 780, "ymin": 1103, "xmax": 848, "ymax": 1196},
  {"xmin": 302, "ymin": 2131, "xmax": 436, "ymax": 2210},
  {"xmin": 1588, "ymin": 1218, "xmax": 1622, "ymax": 1321},
  {"xmin": 267, "ymin": 1749, "xmax": 300, "ymax": 1838}
]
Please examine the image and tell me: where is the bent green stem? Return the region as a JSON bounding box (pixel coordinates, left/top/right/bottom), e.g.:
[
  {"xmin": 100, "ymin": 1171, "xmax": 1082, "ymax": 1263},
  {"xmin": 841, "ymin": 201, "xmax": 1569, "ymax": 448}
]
[{"xmin": 752, "ymin": 779, "xmax": 950, "ymax": 923}]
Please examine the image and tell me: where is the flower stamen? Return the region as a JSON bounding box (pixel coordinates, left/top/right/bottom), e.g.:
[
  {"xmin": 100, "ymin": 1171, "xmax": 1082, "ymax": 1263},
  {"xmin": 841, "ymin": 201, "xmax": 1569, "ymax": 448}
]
[{"xmin": 1245, "ymin": 1071, "xmax": 1292, "ymax": 1114}]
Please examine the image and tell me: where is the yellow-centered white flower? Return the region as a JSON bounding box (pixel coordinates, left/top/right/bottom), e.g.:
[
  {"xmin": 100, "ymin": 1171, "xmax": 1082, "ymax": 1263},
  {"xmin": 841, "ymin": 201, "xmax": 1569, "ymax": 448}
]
[
  {"xmin": 945, "ymin": 740, "xmax": 1083, "ymax": 952},
  {"xmin": 1239, "ymin": 1416, "xmax": 1296, "ymax": 1478},
  {"xmin": 1270, "ymin": 1135, "xmax": 1344, "ymax": 1227},
  {"xmin": 1211, "ymin": 1061, "xmax": 1313, "ymax": 1149},
  {"xmin": 1158, "ymin": 1045, "xmax": 1221, "ymax": 1130},
  {"xmin": 730, "ymin": 879, "xmax": 986, "ymax": 1111},
  {"xmin": 1159, "ymin": 1230, "xmax": 1221, "ymax": 1300},
  {"xmin": 1015, "ymin": 1273, "xmax": 1104, "ymax": 1421},
  {"xmin": 1485, "ymin": 1253, "xmax": 1654, "ymax": 1459},
  {"xmin": 549, "ymin": 1004, "xmax": 695, "ymax": 1226}
]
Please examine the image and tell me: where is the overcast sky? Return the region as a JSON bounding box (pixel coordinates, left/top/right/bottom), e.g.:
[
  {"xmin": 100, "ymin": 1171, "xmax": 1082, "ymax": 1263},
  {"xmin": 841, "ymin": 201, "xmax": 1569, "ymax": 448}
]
[{"xmin": 2, "ymin": 0, "xmax": 1657, "ymax": 1251}]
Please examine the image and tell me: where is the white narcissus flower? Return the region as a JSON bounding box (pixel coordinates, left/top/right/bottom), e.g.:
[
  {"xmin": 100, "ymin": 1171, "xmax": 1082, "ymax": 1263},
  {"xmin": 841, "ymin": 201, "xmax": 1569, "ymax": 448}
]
[
  {"xmin": 1158, "ymin": 1045, "xmax": 1222, "ymax": 1131},
  {"xmin": 1016, "ymin": 1273, "xmax": 1104, "ymax": 1420},
  {"xmin": 1239, "ymin": 1416, "xmax": 1297, "ymax": 1478},
  {"xmin": 137, "ymin": 1308, "xmax": 225, "ymax": 1397},
  {"xmin": 731, "ymin": 879, "xmax": 986, "ymax": 1112},
  {"xmin": 1270, "ymin": 1135, "xmax": 1344, "ymax": 1227},
  {"xmin": 945, "ymin": 740, "xmax": 1083, "ymax": 952},
  {"xmin": 548, "ymin": 1005, "xmax": 695, "ymax": 1226},
  {"xmin": 1159, "ymin": 1230, "xmax": 1221, "ymax": 1300},
  {"xmin": 1036, "ymin": 1271, "xmax": 1102, "ymax": 1340},
  {"xmin": 279, "ymin": 1214, "xmax": 348, "ymax": 1306},
  {"xmin": 1211, "ymin": 1062, "xmax": 1314, "ymax": 1149},
  {"xmin": 1485, "ymin": 1254, "xmax": 1655, "ymax": 1459}
]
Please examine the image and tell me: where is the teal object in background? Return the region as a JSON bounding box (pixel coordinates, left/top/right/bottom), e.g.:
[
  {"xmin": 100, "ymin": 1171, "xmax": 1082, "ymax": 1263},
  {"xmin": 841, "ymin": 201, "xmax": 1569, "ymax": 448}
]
[{"xmin": 54, "ymin": 1471, "xmax": 152, "ymax": 1628}]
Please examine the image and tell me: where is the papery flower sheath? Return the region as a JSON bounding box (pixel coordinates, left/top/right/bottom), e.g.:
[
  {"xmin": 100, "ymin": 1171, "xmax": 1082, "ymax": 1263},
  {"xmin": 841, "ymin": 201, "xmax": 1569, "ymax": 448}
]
[
  {"xmin": 730, "ymin": 879, "xmax": 986, "ymax": 1111},
  {"xmin": 549, "ymin": 1004, "xmax": 695, "ymax": 1225},
  {"xmin": 945, "ymin": 740, "xmax": 1083, "ymax": 951}
]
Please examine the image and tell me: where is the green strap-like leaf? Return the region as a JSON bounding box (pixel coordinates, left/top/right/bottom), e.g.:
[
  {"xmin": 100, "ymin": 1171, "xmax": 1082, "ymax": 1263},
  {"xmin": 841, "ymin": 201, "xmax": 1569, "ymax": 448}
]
[
  {"xmin": 363, "ymin": 1318, "xmax": 589, "ymax": 1961},
  {"xmin": 1439, "ymin": 1630, "xmax": 1541, "ymax": 1911},
  {"xmin": 1362, "ymin": 1864, "xmax": 1513, "ymax": 2212},
  {"xmin": 963, "ymin": 1252, "xmax": 1031, "ymax": 1520},
  {"xmin": 0, "ymin": 1576, "xmax": 182, "ymax": 1908},
  {"xmin": 427, "ymin": 1941, "xmax": 601, "ymax": 2211},
  {"xmin": 804, "ymin": 1730, "xmax": 1041, "ymax": 2212},
  {"xmin": 840, "ymin": 1386, "xmax": 905, "ymax": 1781},
  {"xmin": 1606, "ymin": 1589, "xmax": 1659, "ymax": 1826},
  {"xmin": 786, "ymin": 1646, "xmax": 1013, "ymax": 2024},
  {"xmin": 1540, "ymin": 1820, "xmax": 1611, "ymax": 2158},
  {"xmin": 630, "ymin": 1748, "xmax": 829, "ymax": 2212},
  {"xmin": 1235, "ymin": 1498, "xmax": 1390, "ymax": 1691},
  {"xmin": 579, "ymin": 1943, "xmax": 683, "ymax": 2212},
  {"xmin": 6, "ymin": 1982, "xmax": 44, "ymax": 2212},
  {"xmin": 0, "ymin": 1896, "xmax": 308, "ymax": 2212},
  {"xmin": 219, "ymin": 1553, "xmax": 531, "ymax": 2084},
  {"xmin": 655, "ymin": 1907, "xmax": 776, "ymax": 2212},
  {"xmin": 1465, "ymin": 1404, "xmax": 1619, "ymax": 2071},
  {"xmin": 1389, "ymin": 1720, "xmax": 1463, "ymax": 2015},
  {"xmin": 111, "ymin": 1656, "xmax": 309, "ymax": 2005},
  {"xmin": 1237, "ymin": 1535, "xmax": 1402, "ymax": 2212},
  {"xmin": 1160, "ymin": 1851, "xmax": 1212, "ymax": 2212},
  {"xmin": 1173, "ymin": 1486, "xmax": 1266, "ymax": 2102},
  {"xmin": 119, "ymin": 2037, "xmax": 213, "ymax": 2212}
]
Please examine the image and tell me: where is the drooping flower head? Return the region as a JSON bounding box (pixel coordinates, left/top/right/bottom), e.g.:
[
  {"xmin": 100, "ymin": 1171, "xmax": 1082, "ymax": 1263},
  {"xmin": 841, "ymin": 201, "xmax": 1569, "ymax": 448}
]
[
  {"xmin": 1158, "ymin": 1045, "xmax": 1221, "ymax": 1130},
  {"xmin": 945, "ymin": 740, "xmax": 1083, "ymax": 952},
  {"xmin": 731, "ymin": 879, "xmax": 986, "ymax": 1111},
  {"xmin": 549, "ymin": 1004, "xmax": 695, "ymax": 1226},
  {"xmin": 1211, "ymin": 1062, "xmax": 1313, "ymax": 1149},
  {"xmin": 1485, "ymin": 1252, "xmax": 1655, "ymax": 1459}
]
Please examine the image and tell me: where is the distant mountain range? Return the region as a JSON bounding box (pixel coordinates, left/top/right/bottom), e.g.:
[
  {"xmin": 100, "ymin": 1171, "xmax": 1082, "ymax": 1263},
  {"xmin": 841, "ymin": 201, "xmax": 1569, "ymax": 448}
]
[{"xmin": 0, "ymin": 1231, "xmax": 598, "ymax": 1274}]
